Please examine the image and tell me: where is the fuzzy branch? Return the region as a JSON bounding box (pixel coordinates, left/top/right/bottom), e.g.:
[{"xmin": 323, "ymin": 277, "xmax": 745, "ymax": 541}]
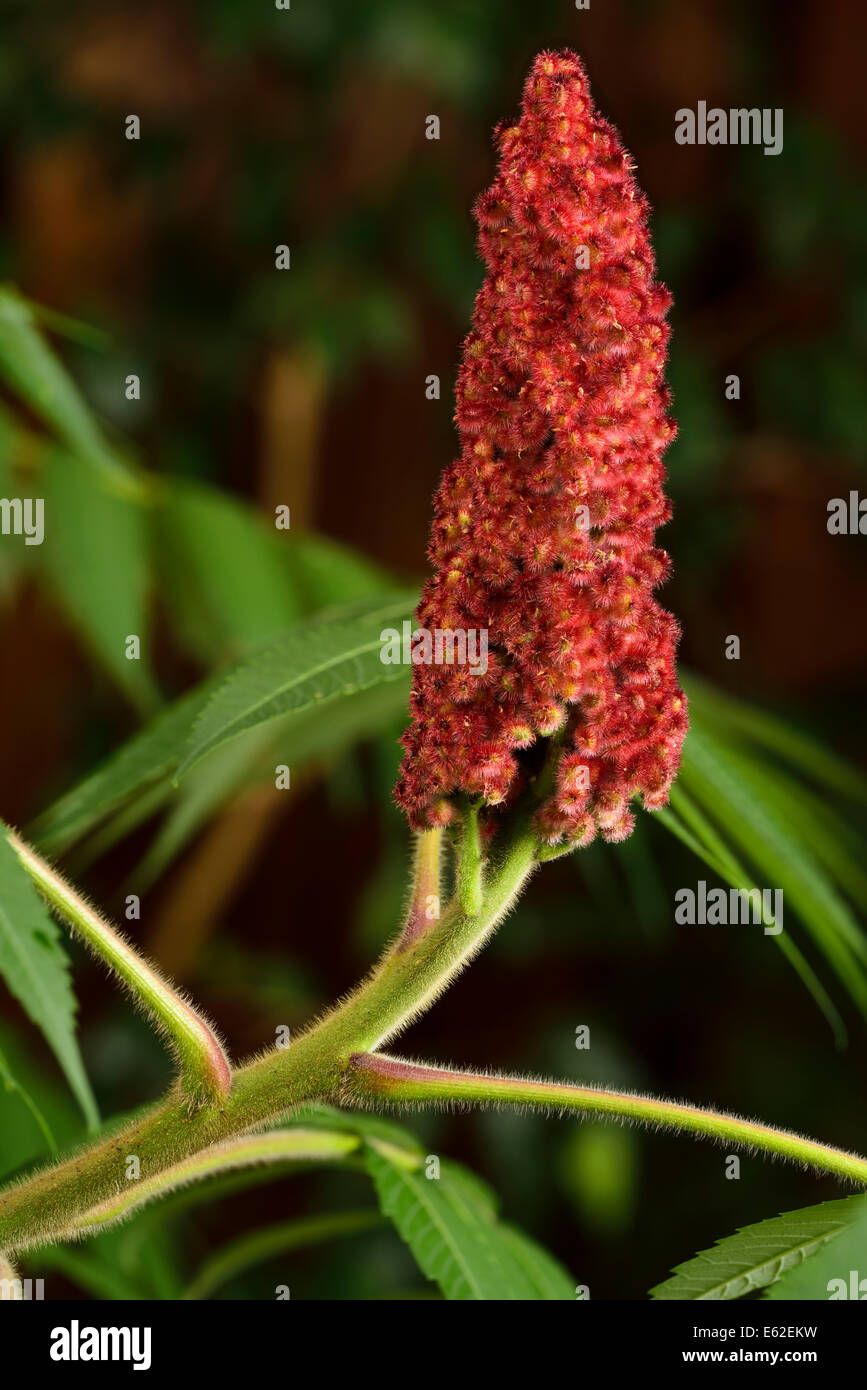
[
  {"xmin": 60, "ymin": 1128, "xmax": 362, "ymax": 1243},
  {"xmin": 0, "ymin": 820, "xmax": 539, "ymax": 1254},
  {"xmin": 1, "ymin": 811, "xmax": 865, "ymax": 1262},
  {"xmin": 345, "ymin": 1052, "xmax": 867, "ymax": 1186},
  {"xmin": 8, "ymin": 830, "xmax": 231, "ymax": 1105}
]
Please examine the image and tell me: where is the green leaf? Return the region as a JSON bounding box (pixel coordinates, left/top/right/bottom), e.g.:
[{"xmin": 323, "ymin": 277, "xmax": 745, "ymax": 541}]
[
  {"xmin": 658, "ymin": 786, "xmax": 848, "ymax": 1046},
  {"xmin": 131, "ymin": 723, "xmax": 283, "ymax": 888},
  {"xmin": 670, "ymin": 677, "xmax": 867, "ymax": 1028},
  {"xmin": 39, "ymin": 449, "xmax": 157, "ymax": 712},
  {"xmin": 364, "ymin": 1142, "xmax": 572, "ymax": 1300},
  {"xmin": 134, "ymin": 679, "xmax": 410, "ymax": 886},
  {"xmin": 765, "ymin": 1204, "xmax": 867, "ymax": 1300},
  {"xmin": 0, "ymin": 1019, "xmax": 84, "ymax": 1180},
  {"xmin": 155, "ymin": 474, "xmax": 394, "ymax": 660},
  {"xmin": 496, "ymin": 1223, "xmax": 576, "ymax": 1299},
  {"xmin": 182, "ymin": 1210, "xmax": 383, "ymax": 1301},
  {"xmin": 283, "ymin": 531, "xmax": 395, "ymax": 611},
  {"xmin": 177, "ymin": 594, "xmax": 415, "ymax": 778},
  {"xmin": 154, "ymin": 479, "xmax": 305, "ymax": 663},
  {"xmin": 37, "ymin": 1207, "xmax": 185, "ymax": 1301},
  {"xmin": 649, "ymin": 1195, "xmax": 867, "ymax": 1300},
  {"xmin": 0, "ymin": 1038, "xmax": 56, "ymax": 1157},
  {"xmin": 28, "ymin": 684, "xmax": 213, "ymax": 859},
  {"xmin": 16, "ymin": 297, "xmax": 111, "ymax": 352},
  {"xmin": 0, "ymin": 288, "xmax": 140, "ymax": 498},
  {"xmin": 0, "ymin": 829, "xmax": 97, "ymax": 1127},
  {"xmin": 678, "ymin": 721, "xmax": 867, "ymax": 1018},
  {"xmin": 0, "ymin": 413, "xmax": 19, "ymax": 600},
  {"xmin": 28, "ymin": 616, "xmax": 412, "ymax": 866},
  {"xmin": 30, "ymin": 1244, "xmax": 145, "ymax": 1302},
  {"xmin": 728, "ymin": 762, "xmax": 867, "ymax": 916},
  {"xmin": 684, "ymin": 674, "xmax": 867, "ymax": 804}
]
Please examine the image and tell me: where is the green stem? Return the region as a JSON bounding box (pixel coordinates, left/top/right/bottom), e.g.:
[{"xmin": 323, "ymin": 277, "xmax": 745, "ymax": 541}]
[
  {"xmin": 8, "ymin": 831, "xmax": 231, "ymax": 1105},
  {"xmin": 2, "ymin": 804, "xmax": 865, "ymax": 1263},
  {"xmin": 61, "ymin": 1129, "xmax": 363, "ymax": 1242},
  {"xmin": 334, "ymin": 822, "xmax": 538, "ymax": 1054},
  {"xmin": 345, "ymin": 1053, "xmax": 867, "ymax": 1186},
  {"xmin": 0, "ymin": 822, "xmax": 539, "ymax": 1255}
]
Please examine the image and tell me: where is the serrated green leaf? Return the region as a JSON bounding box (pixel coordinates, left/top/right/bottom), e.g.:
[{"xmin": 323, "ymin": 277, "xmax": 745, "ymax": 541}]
[
  {"xmin": 364, "ymin": 1143, "xmax": 569, "ymax": 1300},
  {"xmin": 0, "ymin": 288, "xmax": 140, "ymax": 498},
  {"xmin": 765, "ymin": 1204, "xmax": 867, "ymax": 1300},
  {"xmin": 177, "ymin": 594, "xmax": 415, "ymax": 778},
  {"xmin": 0, "ymin": 829, "xmax": 97, "ymax": 1128},
  {"xmin": 28, "ymin": 606, "xmax": 413, "ymax": 864},
  {"xmin": 649, "ymin": 1196, "xmax": 867, "ymax": 1300},
  {"xmin": 39, "ymin": 449, "xmax": 157, "ymax": 711},
  {"xmin": 496, "ymin": 1223, "xmax": 575, "ymax": 1299}
]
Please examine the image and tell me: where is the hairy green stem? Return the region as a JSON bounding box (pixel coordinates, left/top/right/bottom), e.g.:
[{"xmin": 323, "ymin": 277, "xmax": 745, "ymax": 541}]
[
  {"xmin": 2, "ymin": 805, "xmax": 865, "ymax": 1262},
  {"xmin": 61, "ymin": 1128, "xmax": 362, "ymax": 1242},
  {"xmin": 0, "ymin": 822, "xmax": 539, "ymax": 1254},
  {"xmin": 8, "ymin": 830, "xmax": 231, "ymax": 1104},
  {"xmin": 346, "ymin": 1053, "xmax": 867, "ymax": 1185}
]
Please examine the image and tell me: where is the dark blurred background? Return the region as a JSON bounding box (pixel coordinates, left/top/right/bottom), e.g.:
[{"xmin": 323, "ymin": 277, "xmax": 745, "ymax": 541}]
[{"xmin": 0, "ymin": 0, "xmax": 866, "ymax": 1299}]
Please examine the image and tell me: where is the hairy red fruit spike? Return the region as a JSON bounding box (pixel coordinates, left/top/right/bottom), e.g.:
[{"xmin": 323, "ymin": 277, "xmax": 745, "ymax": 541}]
[{"xmin": 395, "ymin": 50, "xmax": 688, "ymax": 847}]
